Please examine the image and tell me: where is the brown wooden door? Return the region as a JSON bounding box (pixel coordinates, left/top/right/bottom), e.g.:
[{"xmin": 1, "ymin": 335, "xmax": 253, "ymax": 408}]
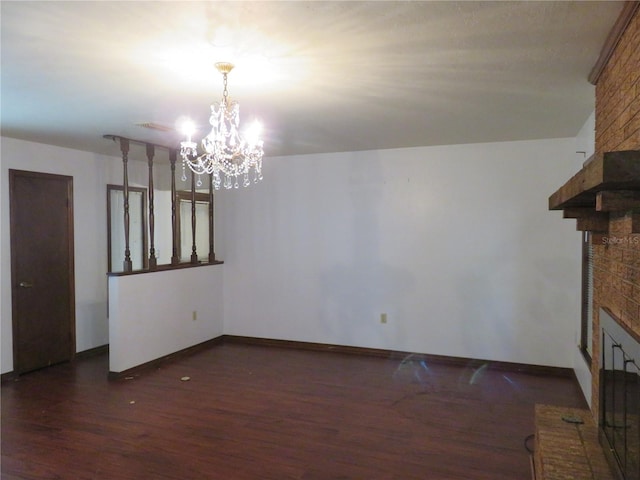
[{"xmin": 9, "ymin": 170, "xmax": 75, "ymax": 374}]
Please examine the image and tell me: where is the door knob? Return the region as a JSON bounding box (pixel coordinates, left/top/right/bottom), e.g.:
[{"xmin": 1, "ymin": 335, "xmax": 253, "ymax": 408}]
[{"xmin": 19, "ymin": 281, "xmax": 33, "ymax": 288}]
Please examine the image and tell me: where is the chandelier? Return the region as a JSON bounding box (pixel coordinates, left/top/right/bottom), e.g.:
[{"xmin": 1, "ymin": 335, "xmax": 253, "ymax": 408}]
[{"xmin": 180, "ymin": 62, "xmax": 264, "ymax": 190}]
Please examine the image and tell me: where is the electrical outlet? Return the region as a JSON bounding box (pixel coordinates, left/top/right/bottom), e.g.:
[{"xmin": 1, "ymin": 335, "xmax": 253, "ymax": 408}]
[
  {"xmin": 380, "ymin": 313, "xmax": 387, "ymax": 324},
  {"xmin": 192, "ymin": 310, "xmax": 197, "ymax": 321}
]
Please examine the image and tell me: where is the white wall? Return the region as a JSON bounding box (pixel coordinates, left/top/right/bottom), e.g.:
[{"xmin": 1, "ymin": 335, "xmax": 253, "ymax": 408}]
[
  {"xmin": 219, "ymin": 138, "xmax": 583, "ymax": 368},
  {"xmin": 2, "ymin": 134, "xmax": 586, "ymax": 374},
  {"xmin": 1, "ymin": 137, "xmax": 224, "ymax": 375},
  {"xmin": 108, "ymin": 267, "xmax": 224, "ymax": 372},
  {"xmin": 572, "ymin": 110, "xmax": 596, "ymax": 406},
  {"xmin": 0, "ymin": 145, "xmax": 3, "ymax": 373},
  {"xmin": 0, "ymin": 145, "xmax": 3, "ymax": 372},
  {"xmin": 575, "ymin": 110, "xmax": 596, "ymax": 163},
  {"xmin": 1, "ymin": 137, "xmax": 119, "ymax": 373}
]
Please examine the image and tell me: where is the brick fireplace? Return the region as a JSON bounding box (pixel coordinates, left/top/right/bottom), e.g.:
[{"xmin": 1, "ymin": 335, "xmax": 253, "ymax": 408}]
[
  {"xmin": 542, "ymin": 3, "xmax": 640, "ymax": 479},
  {"xmin": 590, "ymin": 3, "xmax": 640, "ymax": 423}
]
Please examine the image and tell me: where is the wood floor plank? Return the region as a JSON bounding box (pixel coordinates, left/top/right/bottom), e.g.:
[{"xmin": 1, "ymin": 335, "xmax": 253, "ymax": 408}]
[{"xmin": 2, "ymin": 343, "xmax": 586, "ymax": 479}]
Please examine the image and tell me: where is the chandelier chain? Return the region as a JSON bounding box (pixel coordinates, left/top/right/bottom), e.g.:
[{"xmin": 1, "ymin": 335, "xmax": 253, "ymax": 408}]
[{"xmin": 222, "ymin": 73, "xmax": 229, "ymax": 105}]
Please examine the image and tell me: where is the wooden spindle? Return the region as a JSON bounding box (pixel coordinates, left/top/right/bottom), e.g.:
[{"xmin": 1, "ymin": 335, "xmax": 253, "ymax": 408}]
[
  {"xmin": 208, "ymin": 174, "xmax": 215, "ymax": 262},
  {"xmin": 169, "ymin": 150, "xmax": 180, "ymax": 265},
  {"xmin": 120, "ymin": 138, "xmax": 132, "ymax": 272},
  {"xmin": 190, "ymin": 172, "xmax": 198, "ymax": 264},
  {"xmin": 146, "ymin": 144, "xmax": 157, "ymax": 269}
]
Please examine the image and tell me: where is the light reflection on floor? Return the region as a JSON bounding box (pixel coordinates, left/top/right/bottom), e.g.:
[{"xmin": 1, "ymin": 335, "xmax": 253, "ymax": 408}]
[{"xmin": 389, "ymin": 353, "xmax": 544, "ymax": 436}]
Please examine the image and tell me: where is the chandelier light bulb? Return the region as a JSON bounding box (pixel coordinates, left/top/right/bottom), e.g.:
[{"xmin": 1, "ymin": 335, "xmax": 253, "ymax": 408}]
[
  {"xmin": 245, "ymin": 120, "xmax": 262, "ymax": 147},
  {"xmin": 181, "ymin": 120, "xmax": 196, "ymax": 143}
]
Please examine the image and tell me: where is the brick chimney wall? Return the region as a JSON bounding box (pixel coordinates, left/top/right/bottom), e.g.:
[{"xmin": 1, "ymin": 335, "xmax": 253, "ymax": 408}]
[{"xmin": 591, "ymin": 5, "xmax": 640, "ymax": 418}]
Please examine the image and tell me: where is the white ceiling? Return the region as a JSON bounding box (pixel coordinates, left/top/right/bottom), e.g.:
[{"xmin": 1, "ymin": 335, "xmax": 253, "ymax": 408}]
[{"xmin": 0, "ymin": 1, "xmax": 624, "ymax": 159}]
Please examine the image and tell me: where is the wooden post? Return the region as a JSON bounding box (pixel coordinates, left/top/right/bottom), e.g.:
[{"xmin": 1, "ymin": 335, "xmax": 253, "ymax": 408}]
[
  {"xmin": 120, "ymin": 138, "xmax": 132, "ymax": 272},
  {"xmin": 169, "ymin": 150, "xmax": 180, "ymax": 265},
  {"xmin": 146, "ymin": 144, "xmax": 157, "ymax": 269},
  {"xmin": 190, "ymin": 172, "xmax": 198, "ymax": 264},
  {"xmin": 209, "ymin": 173, "xmax": 215, "ymax": 262}
]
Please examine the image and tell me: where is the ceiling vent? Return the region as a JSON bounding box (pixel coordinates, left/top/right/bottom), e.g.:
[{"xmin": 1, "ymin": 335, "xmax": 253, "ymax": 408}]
[{"xmin": 136, "ymin": 122, "xmax": 175, "ymax": 133}]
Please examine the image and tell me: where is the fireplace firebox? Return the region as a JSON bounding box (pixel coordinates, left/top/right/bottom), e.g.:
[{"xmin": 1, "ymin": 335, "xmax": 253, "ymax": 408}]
[{"xmin": 600, "ymin": 308, "xmax": 640, "ymax": 480}]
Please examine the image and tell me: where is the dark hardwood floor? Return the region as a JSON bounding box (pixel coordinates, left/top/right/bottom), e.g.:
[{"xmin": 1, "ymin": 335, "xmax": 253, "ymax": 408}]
[{"xmin": 1, "ymin": 343, "xmax": 587, "ymax": 479}]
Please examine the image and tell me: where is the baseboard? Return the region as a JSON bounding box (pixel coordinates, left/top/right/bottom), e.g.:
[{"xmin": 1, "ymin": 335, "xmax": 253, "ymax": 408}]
[
  {"xmin": 222, "ymin": 335, "xmax": 574, "ymax": 378},
  {"xmin": 108, "ymin": 336, "xmax": 224, "ymax": 380},
  {"xmin": 1, "ymin": 370, "xmax": 18, "ymax": 383},
  {"xmin": 222, "ymin": 334, "xmax": 410, "ymax": 358},
  {"xmin": 75, "ymin": 344, "xmax": 109, "ymax": 360},
  {"xmin": 1, "ymin": 345, "xmax": 109, "ymax": 382},
  {"xmin": 107, "ymin": 334, "xmax": 574, "ymax": 380}
]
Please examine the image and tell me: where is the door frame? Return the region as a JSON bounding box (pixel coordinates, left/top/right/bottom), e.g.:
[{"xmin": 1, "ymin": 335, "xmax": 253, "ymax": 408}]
[{"xmin": 9, "ymin": 169, "xmax": 76, "ymax": 373}]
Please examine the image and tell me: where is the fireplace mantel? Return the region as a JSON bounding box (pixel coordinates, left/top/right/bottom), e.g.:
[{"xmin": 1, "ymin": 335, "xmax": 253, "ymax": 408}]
[{"xmin": 549, "ymin": 150, "xmax": 640, "ymax": 234}]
